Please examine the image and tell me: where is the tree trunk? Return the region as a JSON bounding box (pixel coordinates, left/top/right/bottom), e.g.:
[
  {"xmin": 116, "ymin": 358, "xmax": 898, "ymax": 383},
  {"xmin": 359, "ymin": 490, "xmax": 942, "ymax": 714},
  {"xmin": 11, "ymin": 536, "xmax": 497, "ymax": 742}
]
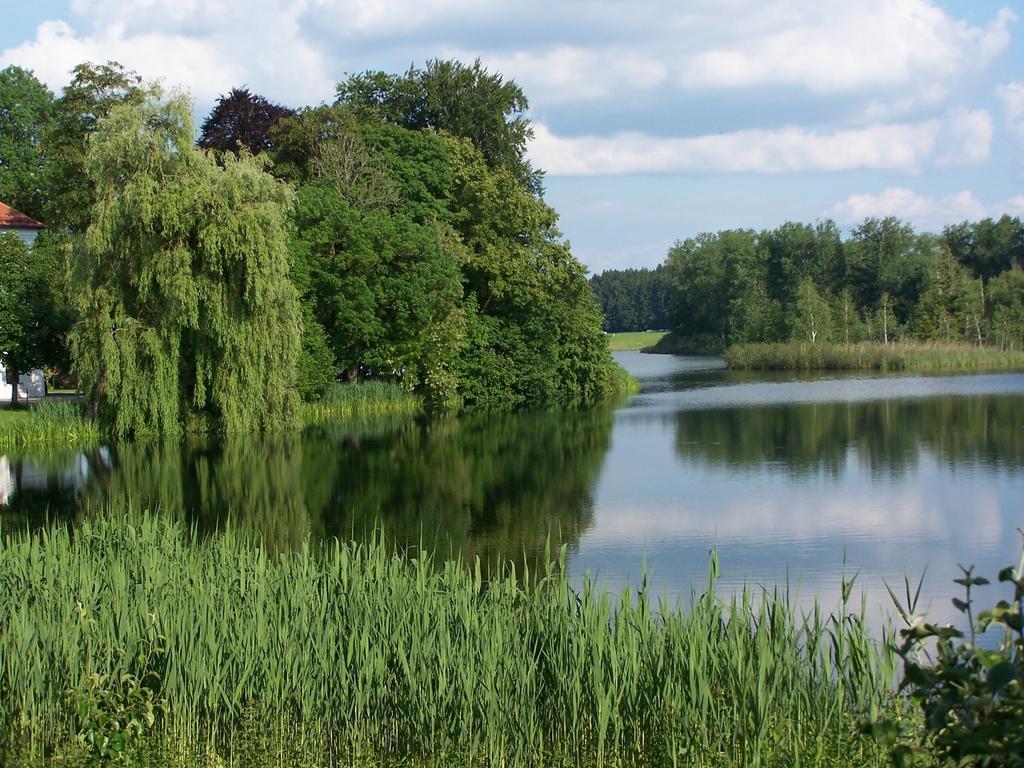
[{"xmin": 9, "ymin": 366, "xmax": 19, "ymax": 406}]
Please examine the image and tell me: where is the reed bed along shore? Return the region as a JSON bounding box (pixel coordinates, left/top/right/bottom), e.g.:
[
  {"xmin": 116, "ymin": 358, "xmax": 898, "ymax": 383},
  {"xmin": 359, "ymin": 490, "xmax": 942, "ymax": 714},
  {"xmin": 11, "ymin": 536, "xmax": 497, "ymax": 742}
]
[
  {"xmin": 302, "ymin": 381, "xmax": 423, "ymax": 424},
  {"xmin": 1, "ymin": 515, "xmax": 901, "ymax": 767},
  {"xmin": 0, "ymin": 400, "xmax": 100, "ymax": 450},
  {"xmin": 0, "ymin": 383, "xmax": 420, "ymax": 449},
  {"xmin": 725, "ymin": 341, "xmax": 1024, "ymax": 372}
]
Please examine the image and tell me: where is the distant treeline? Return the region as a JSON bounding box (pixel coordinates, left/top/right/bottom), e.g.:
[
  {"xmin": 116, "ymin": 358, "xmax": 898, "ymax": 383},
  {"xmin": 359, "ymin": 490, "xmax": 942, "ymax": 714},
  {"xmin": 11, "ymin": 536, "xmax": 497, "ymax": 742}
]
[
  {"xmin": 592, "ymin": 217, "xmax": 1024, "ymax": 351},
  {"xmin": 588, "ymin": 266, "xmax": 671, "ymax": 332}
]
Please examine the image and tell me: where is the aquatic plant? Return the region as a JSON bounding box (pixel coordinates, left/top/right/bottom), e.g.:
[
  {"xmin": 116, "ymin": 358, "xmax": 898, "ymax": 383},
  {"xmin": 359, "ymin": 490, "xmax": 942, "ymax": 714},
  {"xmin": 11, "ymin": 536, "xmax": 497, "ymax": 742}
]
[
  {"xmin": 301, "ymin": 380, "xmax": 423, "ymax": 424},
  {"xmin": 725, "ymin": 341, "xmax": 1024, "ymax": 372},
  {"xmin": 0, "ymin": 515, "xmax": 898, "ymax": 767},
  {"xmin": 0, "ymin": 400, "xmax": 100, "ymax": 449}
]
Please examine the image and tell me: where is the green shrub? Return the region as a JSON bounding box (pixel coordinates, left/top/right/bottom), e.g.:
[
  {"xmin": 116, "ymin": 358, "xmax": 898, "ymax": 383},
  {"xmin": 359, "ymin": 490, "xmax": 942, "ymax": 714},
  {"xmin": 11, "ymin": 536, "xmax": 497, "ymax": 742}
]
[
  {"xmin": 871, "ymin": 542, "xmax": 1024, "ymax": 766},
  {"xmin": 295, "ymin": 309, "xmax": 337, "ymax": 403}
]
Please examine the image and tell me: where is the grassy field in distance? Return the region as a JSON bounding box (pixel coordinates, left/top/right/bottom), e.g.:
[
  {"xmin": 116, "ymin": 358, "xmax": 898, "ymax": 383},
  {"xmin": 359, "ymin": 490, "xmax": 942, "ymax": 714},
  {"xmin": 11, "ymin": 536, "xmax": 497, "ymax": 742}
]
[{"xmin": 607, "ymin": 331, "xmax": 668, "ymax": 351}]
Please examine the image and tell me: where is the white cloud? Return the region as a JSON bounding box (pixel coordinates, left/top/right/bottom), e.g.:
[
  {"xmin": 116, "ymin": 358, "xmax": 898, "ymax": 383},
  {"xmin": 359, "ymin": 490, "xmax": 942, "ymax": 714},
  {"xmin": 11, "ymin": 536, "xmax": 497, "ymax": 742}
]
[
  {"xmin": 997, "ymin": 81, "xmax": 1024, "ymax": 175},
  {"xmin": 529, "ymin": 111, "xmax": 990, "ymax": 176},
  {"xmin": 310, "ymin": 0, "xmax": 499, "ymax": 37},
  {"xmin": 1001, "ymin": 194, "xmax": 1024, "ymax": 216},
  {"xmin": 2, "ymin": 0, "xmax": 1014, "ymax": 117},
  {"xmin": 676, "ymin": 2, "xmax": 1014, "ymax": 94},
  {"xmin": 934, "ymin": 108, "xmax": 993, "ymax": 167},
  {"xmin": 440, "ymin": 45, "xmax": 668, "ymax": 104},
  {"xmin": 1, "ymin": 2, "xmax": 335, "ymax": 110},
  {"xmin": 443, "ymin": 1, "xmax": 1015, "ymax": 106},
  {"xmin": 832, "ymin": 188, "xmax": 987, "ymax": 226},
  {"xmin": 0, "ymin": 21, "xmax": 241, "ymax": 105},
  {"xmin": 831, "ymin": 188, "xmax": 1024, "ymax": 227},
  {"xmin": 999, "ymin": 81, "xmax": 1024, "ymax": 128}
]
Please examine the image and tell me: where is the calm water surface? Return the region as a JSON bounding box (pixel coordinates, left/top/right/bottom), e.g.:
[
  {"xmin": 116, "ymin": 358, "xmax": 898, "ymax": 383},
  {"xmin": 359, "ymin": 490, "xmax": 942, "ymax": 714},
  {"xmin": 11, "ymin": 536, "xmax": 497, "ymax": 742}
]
[{"xmin": 2, "ymin": 352, "xmax": 1022, "ymax": 627}]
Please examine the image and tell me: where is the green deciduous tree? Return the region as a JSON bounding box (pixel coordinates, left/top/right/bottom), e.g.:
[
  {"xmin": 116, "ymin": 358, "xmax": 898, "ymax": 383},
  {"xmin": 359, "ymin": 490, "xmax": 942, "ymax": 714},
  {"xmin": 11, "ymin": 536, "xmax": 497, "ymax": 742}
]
[
  {"xmin": 278, "ymin": 101, "xmax": 614, "ymax": 410},
  {"xmin": 791, "ymin": 277, "xmax": 833, "ymax": 344},
  {"xmin": 944, "ymin": 215, "xmax": 1024, "ymax": 282},
  {"xmin": 989, "ymin": 268, "xmax": 1024, "ymax": 350},
  {"xmin": 289, "ymin": 123, "xmax": 466, "ymax": 407},
  {"xmin": 71, "ymin": 92, "xmax": 301, "ymax": 436},
  {"xmin": 43, "ymin": 62, "xmax": 145, "ymax": 232},
  {"xmin": 845, "ymin": 217, "xmax": 923, "ymax": 321},
  {"xmin": 664, "ymin": 229, "xmax": 762, "ymax": 349},
  {"xmin": 336, "ymin": 59, "xmax": 541, "ymax": 193},
  {"xmin": 0, "ymin": 233, "xmax": 70, "ymax": 404},
  {"xmin": 0, "ymin": 66, "xmax": 54, "ymax": 220}
]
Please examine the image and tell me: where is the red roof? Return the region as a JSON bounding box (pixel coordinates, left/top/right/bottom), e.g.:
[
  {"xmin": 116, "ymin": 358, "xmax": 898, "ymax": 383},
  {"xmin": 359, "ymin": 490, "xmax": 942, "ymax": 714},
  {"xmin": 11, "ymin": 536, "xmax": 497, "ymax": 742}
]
[{"xmin": 0, "ymin": 202, "xmax": 44, "ymax": 230}]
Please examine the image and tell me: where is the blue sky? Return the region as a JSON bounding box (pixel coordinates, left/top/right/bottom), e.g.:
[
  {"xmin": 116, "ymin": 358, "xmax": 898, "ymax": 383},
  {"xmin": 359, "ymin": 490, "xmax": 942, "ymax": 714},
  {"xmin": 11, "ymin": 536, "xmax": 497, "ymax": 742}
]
[{"xmin": 2, "ymin": 0, "xmax": 1022, "ymax": 274}]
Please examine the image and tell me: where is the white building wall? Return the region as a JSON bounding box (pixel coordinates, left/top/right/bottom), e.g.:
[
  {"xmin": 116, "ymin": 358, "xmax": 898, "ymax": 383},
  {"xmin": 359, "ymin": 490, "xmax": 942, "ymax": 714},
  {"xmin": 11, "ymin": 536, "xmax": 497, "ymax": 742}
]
[
  {"xmin": 0, "ymin": 365, "xmax": 46, "ymax": 400},
  {"xmin": 0, "ymin": 456, "xmax": 12, "ymax": 507},
  {"xmin": 1, "ymin": 226, "xmax": 38, "ymax": 247}
]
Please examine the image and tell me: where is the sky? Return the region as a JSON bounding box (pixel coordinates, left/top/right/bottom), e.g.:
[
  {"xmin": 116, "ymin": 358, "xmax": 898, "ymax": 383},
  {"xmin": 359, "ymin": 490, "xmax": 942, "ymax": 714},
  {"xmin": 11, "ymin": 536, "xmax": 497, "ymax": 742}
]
[{"xmin": 2, "ymin": 0, "xmax": 1023, "ymax": 274}]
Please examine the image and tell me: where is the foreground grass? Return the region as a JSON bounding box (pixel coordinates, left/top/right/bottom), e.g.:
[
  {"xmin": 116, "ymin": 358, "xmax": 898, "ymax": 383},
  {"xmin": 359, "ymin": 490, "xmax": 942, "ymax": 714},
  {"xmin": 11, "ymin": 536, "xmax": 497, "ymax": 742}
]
[
  {"xmin": 607, "ymin": 331, "xmax": 668, "ymax": 351},
  {"xmin": 726, "ymin": 341, "xmax": 1024, "ymax": 371},
  {"xmin": 1, "ymin": 515, "xmax": 900, "ymax": 767},
  {"xmin": 0, "ymin": 400, "xmax": 99, "ymax": 450}
]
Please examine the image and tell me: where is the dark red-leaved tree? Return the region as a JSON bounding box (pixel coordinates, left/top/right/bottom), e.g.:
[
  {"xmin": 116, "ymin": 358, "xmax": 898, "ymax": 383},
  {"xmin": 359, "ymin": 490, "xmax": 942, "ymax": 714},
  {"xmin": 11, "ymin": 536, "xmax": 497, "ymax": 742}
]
[{"xmin": 198, "ymin": 87, "xmax": 295, "ymax": 155}]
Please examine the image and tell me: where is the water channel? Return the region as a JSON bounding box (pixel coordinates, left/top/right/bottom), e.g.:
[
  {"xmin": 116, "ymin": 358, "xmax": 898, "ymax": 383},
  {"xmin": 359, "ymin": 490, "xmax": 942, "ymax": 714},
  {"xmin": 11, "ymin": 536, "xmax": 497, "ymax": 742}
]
[{"xmin": 2, "ymin": 351, "xmax": 1022, "ymax": 628}]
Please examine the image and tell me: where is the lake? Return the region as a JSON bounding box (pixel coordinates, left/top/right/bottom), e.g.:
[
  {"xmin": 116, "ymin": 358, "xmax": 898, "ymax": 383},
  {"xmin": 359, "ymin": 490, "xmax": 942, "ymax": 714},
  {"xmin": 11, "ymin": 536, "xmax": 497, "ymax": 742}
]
[{"xmin": 2, "ymin": 351, "xmax": 1022, "ymax": 629}]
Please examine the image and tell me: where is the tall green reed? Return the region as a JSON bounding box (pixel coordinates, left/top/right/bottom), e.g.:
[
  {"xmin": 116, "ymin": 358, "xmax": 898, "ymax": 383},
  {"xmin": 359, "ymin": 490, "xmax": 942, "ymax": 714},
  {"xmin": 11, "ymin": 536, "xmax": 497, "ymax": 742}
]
[
  {"xmin": 0, "ymin": 515, "xmax": 898, "ymax": 767},
  {"xmin": 726, "ymin": 341, "xmax": 1024, "ymax": 372},
  {"xmin": 302, "ymin": 381, "xmax": 422, "ymax": 425},
  {"xmin": 0, "ymin": 399, "xmax": 100, "ymax": 449}
]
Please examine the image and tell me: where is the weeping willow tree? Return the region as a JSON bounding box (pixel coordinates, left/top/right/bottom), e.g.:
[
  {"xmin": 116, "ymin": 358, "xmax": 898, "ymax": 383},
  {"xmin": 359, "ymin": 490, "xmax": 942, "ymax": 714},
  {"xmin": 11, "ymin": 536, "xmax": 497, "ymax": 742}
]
[{"xmin": 71, "ymin": 91, "xmax": 301, "ymax": 436}]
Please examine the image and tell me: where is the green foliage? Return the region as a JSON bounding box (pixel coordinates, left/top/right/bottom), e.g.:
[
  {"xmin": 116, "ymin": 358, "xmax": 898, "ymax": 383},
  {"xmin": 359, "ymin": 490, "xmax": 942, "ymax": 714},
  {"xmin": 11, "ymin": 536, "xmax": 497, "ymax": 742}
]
[
  {"xmin": 665, "ymin": 229, "xmax": 761, "ymax": 346},
  {"xmin": 944, "ymin": 215, "xmax": 1024, "ymax": 282},
  {"xmin": 68, "ymin": 656, "xmax": 166, "ymax": 767},
  {"xmin": 280, "ymin": 101, "xmax": 614, "ymax": 411},
  {"xmin": 870, "ymin": 548, "xmax": 1024, "ymax": 766},
  {"xmin": 791, "ymin": 277, "xmax": 834, "ymax": 343},
  {"xmin": 290, "ymin": 173, "xmax": 464, "ymax": 403},
  {"xmin": 70, "ymin": 92, "xmax": 301, "ymax": 437},
  {"xmin": 0, "ymin": 65, "xmax": 54, "ymax": 220},
  {"xmin": 589, "ymin": 266, "xmax": 671, "ymax": 332},
  {"xmin": 42, "ymin": 62, "xmax": 146, "ymax": 232},
  {"xmin": 870, "ymin": 292, "xmax": 900, "ymax": 344},
  {"xmin": 608, "ymin": 362, "xmax": 640, "ymax": 395},
  {"xmin": 0, "ymin": 233, "xmax": 72, "ymax": 403},
  {"xmin": 3, "ymin": 58, "xmax": 613, "ymax": 422},
  {"xmin": 295, "ymin": 306, "xmax": 335, "ymax": 402},
  {"xmin": 661, "ymin": 216, "xmax": 1024, "ymax": 353},
  {"xmin": 2, "ymin": 515, "xmax": 898, "ymax": 767},
  {"xmin": 988, "ymin": 269, "xmax": 1024, "ymax": 351},
  {"xmin": 336, "ymin": 58, "xmax": 540, "ymax": 193}
]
